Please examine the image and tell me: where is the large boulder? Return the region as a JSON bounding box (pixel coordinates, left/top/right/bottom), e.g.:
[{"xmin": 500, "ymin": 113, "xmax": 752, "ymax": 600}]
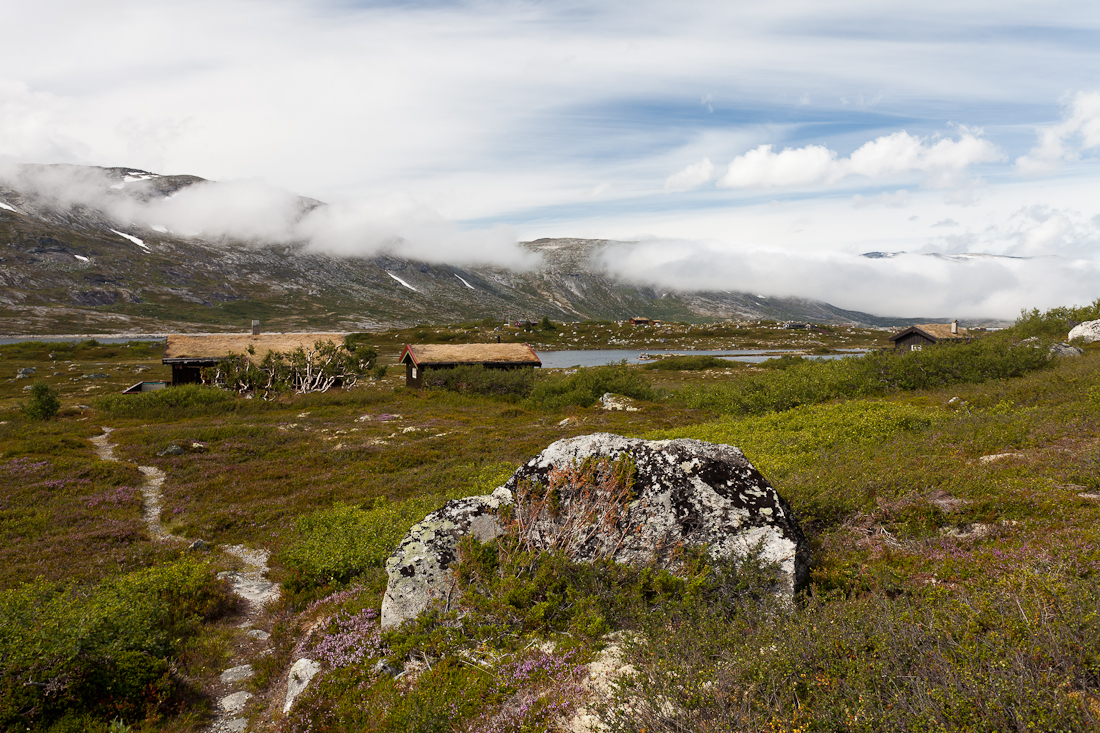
[
  {"xmin": 380, "ymin": 433, "xmax": 808, "ymax": 629},
  {"xmin": 1069, "ymin": 320, "xmax": 1100, "ymax": 343},
  {"xmin": 381, "ymin": 488, "xmax": 513, "ymax": 629}
]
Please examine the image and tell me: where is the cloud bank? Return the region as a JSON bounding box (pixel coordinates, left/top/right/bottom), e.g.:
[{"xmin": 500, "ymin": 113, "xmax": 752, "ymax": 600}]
[
  {"xmin": 0, "ymin": 164, "xmax": 537, "ymax": 269},
  {"xmin": 717, "ymin": 130, "xmax": 1002, "ymax": 190}
]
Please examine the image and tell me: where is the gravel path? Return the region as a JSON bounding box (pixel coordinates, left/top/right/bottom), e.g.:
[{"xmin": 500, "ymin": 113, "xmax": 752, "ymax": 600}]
[{"xmin": 91, "ymin": 427, "xmax": 280, "ymax": 732}]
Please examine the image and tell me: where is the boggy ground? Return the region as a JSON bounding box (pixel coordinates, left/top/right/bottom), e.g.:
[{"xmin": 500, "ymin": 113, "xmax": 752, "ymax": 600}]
[{"xmin": 1, "ymin": 321, "xmax": 1099, "ymax": 732}]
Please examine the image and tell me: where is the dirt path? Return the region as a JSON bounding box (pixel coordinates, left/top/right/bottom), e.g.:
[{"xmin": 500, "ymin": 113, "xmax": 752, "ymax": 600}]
[{"xmin": 91, "ymin": 427, "xmax": 280, "ymax": 733}]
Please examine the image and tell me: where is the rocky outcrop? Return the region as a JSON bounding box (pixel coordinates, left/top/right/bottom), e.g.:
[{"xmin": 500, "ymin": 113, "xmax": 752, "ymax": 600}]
[
  {"xmin": 381, "ymin": 488, "xmax": 513, "ymax": 629},
  {"xmin": 1049, "ymin": 342, "xmax": 1085, "ymax": 358},
  {"xmin": 381, "ymin": 433, "xmax": 808, "ymax": 630},
  {"xmin": 1069, "ymin": 320, "xmax": 1100, "ymax": 343}
]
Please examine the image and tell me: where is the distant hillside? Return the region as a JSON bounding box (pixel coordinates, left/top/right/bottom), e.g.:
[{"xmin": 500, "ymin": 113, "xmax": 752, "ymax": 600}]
[{"xmin": 1, "ymin": 164, "xmax": 920, "ymax": 334}]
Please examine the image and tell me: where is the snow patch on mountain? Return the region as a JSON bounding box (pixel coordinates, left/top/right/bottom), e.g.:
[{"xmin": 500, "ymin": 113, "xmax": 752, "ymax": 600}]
[
  {"xmin": 110, "ymin": 229, "xmax": 150, "ymax": 252},
  {"xmin": 455, "ymin": 274, "xmax": 476, "ymax": 290},
  {"xmin": 387, "ymin": 272, "xmax": 418, "ymax": 292}
]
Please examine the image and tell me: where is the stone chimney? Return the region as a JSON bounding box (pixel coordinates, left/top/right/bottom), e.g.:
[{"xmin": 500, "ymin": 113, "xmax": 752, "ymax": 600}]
[
  {"xmin": 951, "ymin": 319, "xmax": 958, "ymax": 334},
  {"xmin": 252, "ymin": 320, "xmax": 260, "ymax": 336}
]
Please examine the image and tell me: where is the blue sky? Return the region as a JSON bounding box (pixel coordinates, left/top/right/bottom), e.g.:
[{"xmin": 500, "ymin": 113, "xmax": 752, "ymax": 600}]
[{"xmin": 1, "ymin": 0, "xmax": 1099, "ymax": 318}]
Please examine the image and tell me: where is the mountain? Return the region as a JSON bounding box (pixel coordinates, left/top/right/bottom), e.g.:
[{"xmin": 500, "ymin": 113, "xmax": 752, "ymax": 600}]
[{"xmin": 0, "ymin": 164, "xmax": 908, "ymax": 334}]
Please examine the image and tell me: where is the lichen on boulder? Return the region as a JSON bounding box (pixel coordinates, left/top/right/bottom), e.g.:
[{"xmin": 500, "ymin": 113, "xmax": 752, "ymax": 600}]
[{"xmin": 380, "ymin": 433, "xmax": 809, "ymax": 629}]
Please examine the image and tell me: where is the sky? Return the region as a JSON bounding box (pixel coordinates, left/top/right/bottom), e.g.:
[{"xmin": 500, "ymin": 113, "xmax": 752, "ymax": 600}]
[{"xmin": 1, "ymin": 0, "xmax": 1099, "ymax": 319}]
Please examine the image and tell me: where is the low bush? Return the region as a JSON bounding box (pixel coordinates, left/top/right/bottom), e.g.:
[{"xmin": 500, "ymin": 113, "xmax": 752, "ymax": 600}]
[
  {"xmin": 421, "ymin": 364, "xmax": 535, "ymax": 401},
  {"xmin": 643, "ymin": 355, "xmax": 731, "ymax": 371},
  {"xmin": 1015, "ymin": 297, "xmax": 1100, "ymax": 340},
  {"xmin": 94, "ymin": 384, "xmax": 239, "ymax": 419},
  {"xmin": 278, "ymin": 495, "xmax": 458, "ymax": 599},
  {"xmin": 674, "ymin": 336, "xmax": 1051, "ymax": 416},
  {"xmin": 527, "ymin": 363, "xmax": 656, "ymax": 409},
  {"xmin": 0, "ymin": 559, "xmax": 235, "ymax": 729},
  {"xmin": 608, "ymin": 575, "xmax": 1100, "ymax": 732},
  {"xmin": 22, "ymin": 382, "xmax": 61, "ymax": 420}
]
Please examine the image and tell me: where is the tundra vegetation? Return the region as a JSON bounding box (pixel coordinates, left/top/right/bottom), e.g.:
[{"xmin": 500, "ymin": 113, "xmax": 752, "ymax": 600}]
[{"xmin": 0, "ymin": 310, "xmax": 1098, "ymax": 731}]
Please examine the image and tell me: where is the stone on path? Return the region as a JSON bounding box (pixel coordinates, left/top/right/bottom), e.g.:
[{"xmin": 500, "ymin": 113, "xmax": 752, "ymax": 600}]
[
  {"xmin": 220, "ymin": 664, "xmax": 254, "ymax": 684},
  {"xmin": 219, "ymin": 691, "xmax": 253, "ymax": 714},
  {"xmin": 381, "ymin": 433, "xmax": 809, "ymax": 630}
]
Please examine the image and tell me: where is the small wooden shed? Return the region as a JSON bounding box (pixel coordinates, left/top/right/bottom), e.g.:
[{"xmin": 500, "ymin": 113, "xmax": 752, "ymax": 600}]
[
  {"xmin": 889, "ymin": 321, "xmax": 971, "ymax": 352},
  {"xmin": 629, "ymin": 317, "xmax": 652, "ymax": 326},
  {"xmin": 399, "ymin": 343, "xmax": 542, "ymax": 388},
  {"xmin": 162, "ymin": 332, "xmax": 345, "ymax": 385}
]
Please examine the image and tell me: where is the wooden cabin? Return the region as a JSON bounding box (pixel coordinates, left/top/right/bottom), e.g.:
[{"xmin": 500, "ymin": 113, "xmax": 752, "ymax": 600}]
[
  {"xmin": 889, "ymin": 321, "xmax": 971, "ymax": 352},
  {"xmin": 399, "ymin": 343, "xmax": 541, "ymax": 388},
  {"xmin": 629, "ymin": 317, "xmax": 652, "ymax": 326},
  {"xmin": 162, "ymin": 332, "xmax": 345, "ymax": 385}
]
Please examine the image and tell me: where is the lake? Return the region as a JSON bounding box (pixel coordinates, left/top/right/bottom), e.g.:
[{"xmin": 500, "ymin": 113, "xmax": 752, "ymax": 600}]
[{"xmin": 534, "ymin": 348, "xmax": 866, "ymax": 369}]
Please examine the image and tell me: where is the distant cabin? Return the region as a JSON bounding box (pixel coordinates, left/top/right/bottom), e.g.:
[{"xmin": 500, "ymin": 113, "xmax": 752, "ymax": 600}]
[
  {"xmin": 162, "ymin": 332, "xmax": 345, "ymax": 385},
  {"xmin": 629, "ymin": 317, "xmax": 652, "ymax": 326},
  {"xmin": 399, "ymin": 343, "xmax": 542, "ymax": 388},
  {"xmin": 889, "ymin": 321, "xmax": 971, "ymax": 352}
]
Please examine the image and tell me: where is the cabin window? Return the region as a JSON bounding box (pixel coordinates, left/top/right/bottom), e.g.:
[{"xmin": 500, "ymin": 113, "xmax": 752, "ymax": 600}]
[{"xmin": 412, "ymin": 367, "xmax": 417, "ymax": 379}]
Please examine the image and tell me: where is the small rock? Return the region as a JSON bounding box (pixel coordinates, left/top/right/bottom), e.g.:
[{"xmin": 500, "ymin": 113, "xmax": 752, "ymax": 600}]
[
  {"xmin": 158, "ymin": 444, "xmax": 185, "ymax": 456},
  {"xmin": 220, "ymin": 664, "xmax": 254, "ymax": 684},
  {"xmin": 16, "ymin": 367, "xmax": 35, "ymax": 377},
  {"xmin": 219, "ymin": 691, "xmax": 253, "ymax": 714},
  {"xmin": 284, "ymin": 658, "xmax": 322, "ymax": 714},
  {"xmin": 371, "ymin": 659, "xmax": 402, "ymax": 677},
  {"xmin": 978, "ymin": 452, "xmax": 1024, "ymax": 464},
  {"xmin": 190, "ymin": 442, "xmax": 208, "ymax": 452},
  {"xmin": 22, "ymin": 385, "xmax": 33, "ymax": 391},
  {"xmin": 223, "ymin": 719, "xmax": 248, "ymax": 733},
  {"xmin": 598, "ymin": 392, "xmax": 640, "ymax": 411},
  {"xmin": 84, "ymin": 373, "xmax": 110, "ymax": 379},
  {"xmin": 1049, "ymin": 342, "xmax": 1085, "ymax": 358},
  {"xmin": 247, "ymin": 628, "xmax": 271, "ymax": 641},
  {"xmin": 189, "ymin": 539, "xmax": 208, "ymax": 551}
]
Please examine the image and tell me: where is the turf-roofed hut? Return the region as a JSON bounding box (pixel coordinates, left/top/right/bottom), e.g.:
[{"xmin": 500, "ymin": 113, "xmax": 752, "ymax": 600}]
[
  {"xmin": 889, "ymin": 321, "xmax": 972, "ymax": 352},
  {"xmin": 399, "ymin": 343, "xmax": 542, "ymax": 388},
  {"xmin": 163, "ymin": 332, "xmax": 346, "ymax": 385}
]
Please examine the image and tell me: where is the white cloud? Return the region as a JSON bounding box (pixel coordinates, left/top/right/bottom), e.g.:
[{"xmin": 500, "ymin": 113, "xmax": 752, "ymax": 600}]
[
  {"xmin": 718, "ymin": 144, "xmax": 840, "ymax": 188},
  {"xmin": 664, "ymin": 157, "xmax": 715, "ymax": 192},
  {"xmin": 1016, "ymin": 91, "xmax": 1100, "ymax": 174},
  {"xmin": 851, "ymin": 190, "xmax": 910, "ymax": 208},
  {"xmin": 0, "ymin": 164, "xmax": 538, "ymax": 269},
  {"xmin": 596, "ymin": 237, "xmax": 1100, "ymax": 320},
  {"xmin": 718, "ymin": 129, "xmax": 1001, "ymax": 190}
]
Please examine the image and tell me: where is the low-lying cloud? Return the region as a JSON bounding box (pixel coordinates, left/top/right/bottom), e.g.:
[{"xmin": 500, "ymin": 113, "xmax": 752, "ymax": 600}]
[
  {"xmin": 596, "ymin": 229, "xmax": 1100, "ymax": 320},
  {"xmin": 0, "ymin": 163, "xmax": 537, "ymax": 269}
]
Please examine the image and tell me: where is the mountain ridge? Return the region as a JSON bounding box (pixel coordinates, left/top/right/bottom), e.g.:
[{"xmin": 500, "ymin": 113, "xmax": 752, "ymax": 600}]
[{"xmin": 0, "ymin": 164, "xmax": 951, "ymax": 333}]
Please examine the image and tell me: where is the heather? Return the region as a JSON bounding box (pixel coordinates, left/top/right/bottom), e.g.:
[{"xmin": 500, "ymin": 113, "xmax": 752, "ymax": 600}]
[{"xmin": 0, "ymin": 313, "xmax": 1098, "ymax": 730}]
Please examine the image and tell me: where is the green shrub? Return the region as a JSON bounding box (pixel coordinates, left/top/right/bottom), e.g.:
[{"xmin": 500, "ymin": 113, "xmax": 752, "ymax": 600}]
[
  {"xmin": 1014, "ymin": 298, "xmax": 1100, "ymax": 340},
  {"xmin": 674, "ymin": 336, "xmax": 1050, "ymax": 416},
  {"xmin": 22, "ymin": 382, "xmax": 61, "ymax": 420},
  {"xmin": 421, "ymin": 364, "xmax": 535, "ymax": 401},
  {"xmin": 609, "ymin": 576, "xmax": 1100, "ymax": 732},
  {"xmin": 0, "ymin": 559, "xmax": 234, "ymax": 729},
  {"xmin": 94, "ymin": 384, "xmax": 238, "ymax": 419},
  {"xmin": 527, "ymin": 363, "xmax": 656, "ymax": 409},
  {"xmin": 643, "ymin": 355, "xmax": 731, "ymax": 371},
  {"xmin": 278, "ymin": 495, "xmax": 455, "ymax": 597}
]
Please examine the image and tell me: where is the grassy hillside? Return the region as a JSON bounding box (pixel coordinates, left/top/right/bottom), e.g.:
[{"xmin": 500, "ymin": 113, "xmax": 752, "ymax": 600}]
[{"xmin": 0, "ymin": 316, "xmax": 1098, "ymax": 731}]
